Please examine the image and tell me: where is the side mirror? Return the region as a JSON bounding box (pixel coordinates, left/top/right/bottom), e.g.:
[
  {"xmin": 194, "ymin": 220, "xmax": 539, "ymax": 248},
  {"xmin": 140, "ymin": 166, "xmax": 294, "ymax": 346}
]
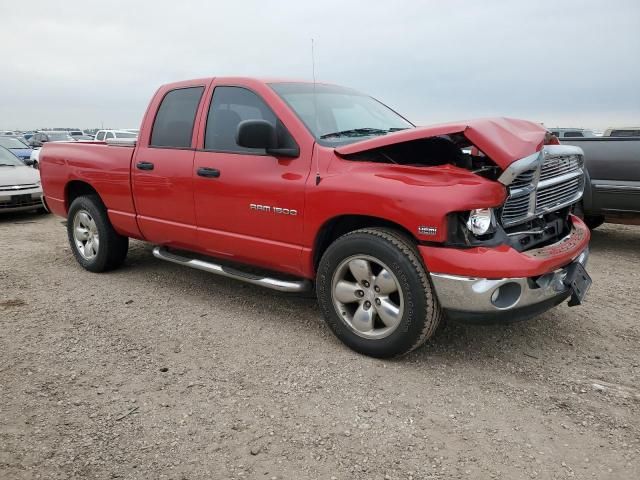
[
  {"xmin": 236, "ymin": 119, "xmax": 276, "ymax": 149},
  {"xmin": 23, "ymin": 158, "xmax": 34, "ymax": 166},
  {"xmin": 236, "ymin": 120, "xmax": 299, "ymax": 158}
]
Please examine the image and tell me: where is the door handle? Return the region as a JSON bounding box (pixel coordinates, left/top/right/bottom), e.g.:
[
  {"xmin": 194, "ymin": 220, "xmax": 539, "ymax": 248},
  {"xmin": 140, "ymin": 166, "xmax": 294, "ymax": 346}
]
[
  {"xmin": 136, "ymin": 161, "xmax": 154, "ymax": 170},
  {"xmin": 197, "ymin": 167, "xmax": 221, "ymax": 178}
]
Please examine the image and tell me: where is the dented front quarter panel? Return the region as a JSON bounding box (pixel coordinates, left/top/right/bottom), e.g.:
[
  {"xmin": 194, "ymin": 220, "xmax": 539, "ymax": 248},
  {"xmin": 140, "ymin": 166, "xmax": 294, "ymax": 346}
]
[{"xmin": 304, "ymin": 149, "xmax": 507, "ymax": 254}]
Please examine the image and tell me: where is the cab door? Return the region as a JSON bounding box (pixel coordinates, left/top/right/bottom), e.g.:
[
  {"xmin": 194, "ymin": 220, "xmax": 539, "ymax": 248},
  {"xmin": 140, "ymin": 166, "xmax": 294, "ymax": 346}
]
[
  {"xmin": 192, "ymin": 84, "xmax": 311, "ymax": 275},
  {"xmin": 132, "ymin": 84, "xmax": 206, "ymax": 249}
]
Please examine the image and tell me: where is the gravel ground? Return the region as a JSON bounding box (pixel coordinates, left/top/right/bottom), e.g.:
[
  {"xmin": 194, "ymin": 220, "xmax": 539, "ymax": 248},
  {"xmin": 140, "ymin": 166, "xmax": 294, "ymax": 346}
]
[{"xmin": 1, "ymin": 212, "xmax": 639, "ymax": 480}]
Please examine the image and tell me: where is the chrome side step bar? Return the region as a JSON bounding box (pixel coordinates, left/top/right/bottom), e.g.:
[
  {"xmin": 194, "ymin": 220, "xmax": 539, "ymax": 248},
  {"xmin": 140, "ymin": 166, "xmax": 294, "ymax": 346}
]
[{"xmin": 152, "ymin": 246, "xmax": 312, "ymax": 293}]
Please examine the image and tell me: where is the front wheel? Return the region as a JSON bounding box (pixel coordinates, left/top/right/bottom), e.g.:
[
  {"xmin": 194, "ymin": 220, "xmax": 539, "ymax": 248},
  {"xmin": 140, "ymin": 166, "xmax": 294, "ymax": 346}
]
[
  {"xmin": 67, "ymin": 195, "xmax": 129, "ymax": 272},
  {"xmin": 316, "ymin": 228, "xmax": 442, "ymax": 358}
]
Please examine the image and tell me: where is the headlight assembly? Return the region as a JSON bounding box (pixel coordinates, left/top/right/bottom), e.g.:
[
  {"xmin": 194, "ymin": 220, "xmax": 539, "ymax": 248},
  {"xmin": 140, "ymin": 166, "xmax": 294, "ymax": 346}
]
[{"xmin": 466, "ymin": 208, "xmax": 496, "ymax": 236}]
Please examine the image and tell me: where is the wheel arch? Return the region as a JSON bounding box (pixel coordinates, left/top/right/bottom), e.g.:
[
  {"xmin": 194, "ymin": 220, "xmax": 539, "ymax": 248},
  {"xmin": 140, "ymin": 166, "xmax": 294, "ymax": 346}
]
[
  {"xmin": 312, "ymin": 214, "xmax": 418, "ymax": 272},
  {"xmin": 65, "ymin": 180, "xmax": 101, "ymax": 212}
]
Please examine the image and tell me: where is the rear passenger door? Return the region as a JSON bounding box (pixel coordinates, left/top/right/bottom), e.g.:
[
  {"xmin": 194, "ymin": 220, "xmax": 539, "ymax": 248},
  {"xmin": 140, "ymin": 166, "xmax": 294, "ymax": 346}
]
[{"xmin": 132, "ymin": 85, "xmax": 206, "ymax": 249}]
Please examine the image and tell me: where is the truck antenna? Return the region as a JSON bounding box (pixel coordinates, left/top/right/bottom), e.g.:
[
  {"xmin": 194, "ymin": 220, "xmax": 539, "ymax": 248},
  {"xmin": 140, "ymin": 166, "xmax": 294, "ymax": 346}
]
[{"xmin": 312, "ymin": 38, "xmax": 321, "ymax": 186}]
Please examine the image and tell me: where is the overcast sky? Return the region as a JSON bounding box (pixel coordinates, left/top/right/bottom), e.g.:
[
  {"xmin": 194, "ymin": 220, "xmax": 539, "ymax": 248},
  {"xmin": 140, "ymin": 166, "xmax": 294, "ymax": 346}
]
[{"xmin": 1, "ymin": 0, "xmax": 638, "ymax": 131}]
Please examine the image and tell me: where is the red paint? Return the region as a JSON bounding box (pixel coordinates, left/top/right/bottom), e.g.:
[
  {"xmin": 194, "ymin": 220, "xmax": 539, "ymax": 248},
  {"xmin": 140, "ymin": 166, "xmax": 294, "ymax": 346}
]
[
  {"xmin": 421, "ymin": 215, "xmax": 590, "ymax": 278},
  {"xmin": 40, "ymin": 77, "xmax": 589, "ymax": 281}
]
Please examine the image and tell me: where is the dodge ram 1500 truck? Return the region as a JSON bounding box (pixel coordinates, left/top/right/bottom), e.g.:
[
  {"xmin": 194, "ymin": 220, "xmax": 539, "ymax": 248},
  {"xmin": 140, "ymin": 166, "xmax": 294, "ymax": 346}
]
[{"xmin": 40, "ymin": 77, "xmax": 592, "ymax": 358}]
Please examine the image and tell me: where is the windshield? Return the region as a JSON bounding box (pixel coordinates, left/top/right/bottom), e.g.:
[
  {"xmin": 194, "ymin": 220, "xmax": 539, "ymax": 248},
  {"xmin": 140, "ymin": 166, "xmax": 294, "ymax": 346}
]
[
  {"xmin": 0, "ymin": 147, "xmax": 25, "ymax": 166},
  {"xmin": 270, "ymin": 83, "xmax": 413, "ymax": 145},
  {"xmin": 46, "ymin": 133, "xmax": 72, "ymax": 141},
  {"xmin": 0, "ymin": 137, "xmax": 29, "ymax": 149}
]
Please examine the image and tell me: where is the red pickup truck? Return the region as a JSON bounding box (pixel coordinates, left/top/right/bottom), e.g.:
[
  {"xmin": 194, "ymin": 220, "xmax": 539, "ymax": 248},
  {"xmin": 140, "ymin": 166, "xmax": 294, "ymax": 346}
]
[{"xmin": 40, "ymin": 77, "xmax": 591, "ymax": 358}]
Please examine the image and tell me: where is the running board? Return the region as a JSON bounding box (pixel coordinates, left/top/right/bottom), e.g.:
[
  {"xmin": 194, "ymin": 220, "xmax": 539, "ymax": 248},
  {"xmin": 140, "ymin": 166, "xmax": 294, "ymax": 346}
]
[{"xmin": 152, "ymin": 246, "xmax": 312, "ymax": 293}]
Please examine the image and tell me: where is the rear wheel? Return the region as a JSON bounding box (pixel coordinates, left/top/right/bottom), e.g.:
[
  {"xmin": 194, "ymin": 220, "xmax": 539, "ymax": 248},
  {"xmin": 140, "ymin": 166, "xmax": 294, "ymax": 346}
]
[
  {"xmin": 316, "ymin": 228, "xmax": 442, "ymax": 358},
  {"xmin": 67, "ymin": 195, "xmax": 128, "ymax": 272}
]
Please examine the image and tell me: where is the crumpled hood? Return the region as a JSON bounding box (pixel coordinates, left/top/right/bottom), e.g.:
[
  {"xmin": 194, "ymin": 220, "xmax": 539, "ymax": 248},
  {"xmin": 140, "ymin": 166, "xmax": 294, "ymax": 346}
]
[
  {"xmin": 334, "ymin": 117, "xmax": 548, "ymax": 169},
  {"xmin": 0, "ymin": 165, "xmax": 40, "ymax": 186}
]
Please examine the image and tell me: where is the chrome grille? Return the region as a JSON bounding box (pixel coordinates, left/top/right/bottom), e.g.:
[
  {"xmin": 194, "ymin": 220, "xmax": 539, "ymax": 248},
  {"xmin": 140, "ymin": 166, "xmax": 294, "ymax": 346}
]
[
  {"xmin": 509, "ymin": 169, "xmax": 536, "ymax": 189},
  {"xmin": 0, "ymin": 183, "xmax": 39, "ymax": 192},
  {"xmin": 539, "ymin": 155, "xmax": 582, "ymax": 182},
  {"xmin": 500, "ymin": 145, "xmax": 585, "ymax": 227},
  {"xmin": 501, "ymin": 194, "xmax": 530, "ymax": 223}
]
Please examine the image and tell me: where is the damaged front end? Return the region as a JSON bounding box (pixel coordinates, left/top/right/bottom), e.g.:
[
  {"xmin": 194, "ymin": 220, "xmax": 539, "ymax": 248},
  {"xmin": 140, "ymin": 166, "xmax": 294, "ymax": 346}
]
[{"xmin": 335, "ymin": 118, "xmax": 586, "ymax": 254}]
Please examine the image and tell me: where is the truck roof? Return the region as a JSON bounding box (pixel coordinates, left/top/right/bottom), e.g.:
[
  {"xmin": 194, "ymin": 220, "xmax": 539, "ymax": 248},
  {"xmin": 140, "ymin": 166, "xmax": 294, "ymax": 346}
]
[{"xmin": 158, "ymin": 77, "xmax": 330, "ymax": 91}]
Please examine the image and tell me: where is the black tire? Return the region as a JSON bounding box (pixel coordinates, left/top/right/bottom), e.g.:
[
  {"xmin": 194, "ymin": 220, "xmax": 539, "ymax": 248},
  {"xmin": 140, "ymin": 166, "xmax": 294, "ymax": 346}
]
[
  {"xmin": 67, "ymin": 195, "xmax": 128, "ymax": 272},
  {"xmin": 316, "ymin": 228, "xmax": 442, "ymax": 358},
  {"xmin": 584, "ymin": 215, "xmax": 605, "ymax": 230},
  {"xmin": 573, "ymin": 201, "xmax": 605, "ymax": 230}
]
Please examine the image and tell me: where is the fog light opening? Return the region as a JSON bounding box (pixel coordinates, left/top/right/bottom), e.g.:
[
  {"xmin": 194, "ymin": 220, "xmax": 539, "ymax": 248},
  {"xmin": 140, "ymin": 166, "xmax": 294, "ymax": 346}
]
[{"xmin": 490, "ymin": 282, "xmax": 522, "ymax": 309}]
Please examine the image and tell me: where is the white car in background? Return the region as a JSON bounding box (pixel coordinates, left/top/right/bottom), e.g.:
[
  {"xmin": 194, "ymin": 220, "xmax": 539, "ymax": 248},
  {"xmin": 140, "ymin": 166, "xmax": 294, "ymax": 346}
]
[
  {"xmin": 0, "ymin": 146, "xmax": 46, "ymax": 213},
  {"xmin": 94, "ymin": 129, "xmax": 138, "ymax": 141}
]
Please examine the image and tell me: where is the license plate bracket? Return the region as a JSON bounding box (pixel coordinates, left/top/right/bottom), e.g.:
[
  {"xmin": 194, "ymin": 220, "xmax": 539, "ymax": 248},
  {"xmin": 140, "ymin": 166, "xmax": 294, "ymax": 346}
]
[
  {"xmin": 11, "ymin": 193, "xmax": 32, "ymax": 203},
  {"xmin": 565, "ymin": 261, "xmax": 592, "ymax": 307}
]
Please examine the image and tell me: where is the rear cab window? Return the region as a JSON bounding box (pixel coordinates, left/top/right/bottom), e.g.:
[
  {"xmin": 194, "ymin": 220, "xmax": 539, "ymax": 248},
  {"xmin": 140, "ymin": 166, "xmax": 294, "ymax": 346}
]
[{"xmin": 150, "ymin": 86, "xmax": 205, "ymax": 148}]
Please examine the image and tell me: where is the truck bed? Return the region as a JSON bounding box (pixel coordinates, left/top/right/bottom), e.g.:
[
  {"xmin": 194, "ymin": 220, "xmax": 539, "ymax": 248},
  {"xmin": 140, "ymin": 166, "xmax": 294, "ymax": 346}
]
[{"xmin": 39, "ymin": 141, "xmax": 140, "ymax": 236}]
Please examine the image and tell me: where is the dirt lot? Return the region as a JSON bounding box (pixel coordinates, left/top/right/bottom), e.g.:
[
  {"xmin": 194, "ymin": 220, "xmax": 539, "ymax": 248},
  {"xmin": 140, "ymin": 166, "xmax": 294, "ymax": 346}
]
[{"xmin": 1, "ymin": 213, "xmax": 639, "ymax": 480}]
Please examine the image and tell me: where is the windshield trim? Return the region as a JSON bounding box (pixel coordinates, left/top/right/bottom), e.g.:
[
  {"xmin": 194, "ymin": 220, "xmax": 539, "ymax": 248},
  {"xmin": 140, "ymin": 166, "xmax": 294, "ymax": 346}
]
[{"xmin": 268, "ymin": 82, "xmax": 414, "ymax": 147}]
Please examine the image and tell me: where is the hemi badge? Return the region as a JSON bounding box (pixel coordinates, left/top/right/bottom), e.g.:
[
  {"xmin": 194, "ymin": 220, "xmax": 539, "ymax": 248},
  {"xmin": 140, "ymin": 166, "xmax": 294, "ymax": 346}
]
[{"xmin": 418, "ymin": 226, "xmax": 437, "ymax": 236}]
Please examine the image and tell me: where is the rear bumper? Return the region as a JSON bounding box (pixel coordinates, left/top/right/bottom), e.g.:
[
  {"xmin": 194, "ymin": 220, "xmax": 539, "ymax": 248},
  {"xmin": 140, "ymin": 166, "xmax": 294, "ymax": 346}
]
[{"xmin": 422, "ymin": 215, "xmax": 591, "ymax": 323}]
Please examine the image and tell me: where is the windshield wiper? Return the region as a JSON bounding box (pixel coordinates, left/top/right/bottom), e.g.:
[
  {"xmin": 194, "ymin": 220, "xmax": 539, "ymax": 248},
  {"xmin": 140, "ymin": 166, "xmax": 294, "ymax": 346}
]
[{"xmin": 320, "ymin": 127, "xmax": 390, "ymax": 139}]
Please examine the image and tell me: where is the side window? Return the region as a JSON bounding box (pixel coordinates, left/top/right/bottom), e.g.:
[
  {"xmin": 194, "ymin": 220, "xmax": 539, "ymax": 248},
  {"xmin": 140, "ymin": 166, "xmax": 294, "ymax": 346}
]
[
  {"xmin": 105, "ymin": 132, "xmax": 114, "ymax": 140},
  {"xmin": 550, "ymin": 131, "xmax": 560, "ymax": 137},
  {"xmin": 205, "ymin": 86, "xmax": 294, "ymax": 154},
  {"xmin": 611, "ymin": 130, "xmax": 640, "ymax": 137},
  {"xmin": 96, "ymin": 131, "xmax": 105, "ymax": 141},
  {"xmin": 564, "ymin": 131, "xmax": 584, "ymax": 138},
  {"xmin": 150, "ymin": 86, "xmax": 204, "ymax": 148}
]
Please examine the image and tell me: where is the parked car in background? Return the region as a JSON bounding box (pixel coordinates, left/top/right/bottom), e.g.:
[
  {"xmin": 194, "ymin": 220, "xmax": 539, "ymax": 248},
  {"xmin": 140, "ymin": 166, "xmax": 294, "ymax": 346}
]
[
  {"xmin": 560, "ymin": 136, "xmax": 640, "ymax": 228},
  {"xmin": 94, "ymin": 129, "xmax": 138, "ymax": 141},
  {"xmin": 72, "ymin": 135, "xmax": 96, "ymax": 141},
  {"xmin": 0, "ymin": 136, "xmax": 33, "ymax": 163},
  {"xmin": 22, "ymin": 132, "xmax": 35, "ymax": 141},
  {"xmin": 68, "ymin": 130, "xmax": 85, "ymax": 138},
  {"xmin": 28, "ymin": 131, "xmax": 74, "ymax": 148},
  {"xmin": 1, "ymin": 130, "xmax": 17, "ymax": 136},
  {"xmin": 549, "ymin": 128, "xmax": 597, "ymax": 138},
  {"xmin": 0, "ymin": 146, "xmax": 45, "ymax": 213},
  {"xmin": 603, "ymin": 127, "xmax": 640, "ymax": 137}
]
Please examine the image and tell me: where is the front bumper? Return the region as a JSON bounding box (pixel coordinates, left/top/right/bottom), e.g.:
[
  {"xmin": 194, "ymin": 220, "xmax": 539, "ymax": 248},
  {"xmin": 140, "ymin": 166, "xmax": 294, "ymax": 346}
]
[
  {"xmin": 430, "ymin": 248, "xmax": 588, "ymax": 323},
  {"xmin": 0, "ymin": 188, "xmax": 45, "ymax": 213},
  {"xmin": 425, "ymin": 216, "xmax": 591, "ymax": 323}
]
